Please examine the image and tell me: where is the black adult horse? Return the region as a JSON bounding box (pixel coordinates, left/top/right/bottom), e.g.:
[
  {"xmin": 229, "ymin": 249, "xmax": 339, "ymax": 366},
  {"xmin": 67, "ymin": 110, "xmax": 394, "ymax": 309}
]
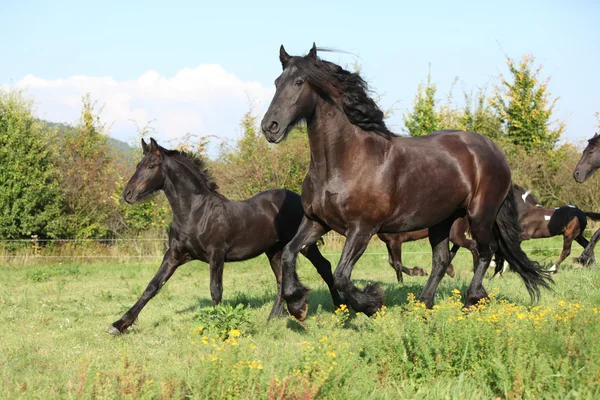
[
  {"xmin": 261, "ymin": 44, "xmax": 551, "ymax": 320},
  {"xmin": 107, "ymin": 138, "xmax": 343, "ymax": 334},
  {"xmin": 571, "ymin": 132, "xmax": 600, "ymax": 265}
]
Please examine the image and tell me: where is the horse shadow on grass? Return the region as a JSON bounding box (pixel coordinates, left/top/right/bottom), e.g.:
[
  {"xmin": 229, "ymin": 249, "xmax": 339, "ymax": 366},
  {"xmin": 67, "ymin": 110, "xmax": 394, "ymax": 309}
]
[{"xmin": 175, "ymin": 273, "xmax": 530, "ymax": 322}]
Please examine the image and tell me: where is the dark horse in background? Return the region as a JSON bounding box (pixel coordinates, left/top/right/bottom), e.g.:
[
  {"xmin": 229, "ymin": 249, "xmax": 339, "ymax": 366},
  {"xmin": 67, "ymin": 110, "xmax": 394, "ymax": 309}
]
[
  {"xmin": 378, "ymin": 216, "xmax": 477, "ymax": 281},
  {"xmin": 511, "ymin": 184, "xmax": 600, "ymax": 272},
  {"xmin": 261, "ymin": 44, "xmax": 552, "ymax": 320},
  {"xmin": 108, "ymin": 138, "xmax": 344, "ymax": 334},
  {"xmin": 571, "ymin": 132, "xmax": 600, "ymax": 265}
]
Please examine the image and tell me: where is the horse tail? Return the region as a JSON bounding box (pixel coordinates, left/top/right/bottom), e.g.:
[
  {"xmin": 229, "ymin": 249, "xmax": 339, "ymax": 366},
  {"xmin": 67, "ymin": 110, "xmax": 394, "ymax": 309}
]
[
  {"xmin": 493, "ymin": 186, "xmax": 553, "ymax": 300},
  {"xmin": 584, "ymin": 212, "xmax": 600, "ymax": 221}
]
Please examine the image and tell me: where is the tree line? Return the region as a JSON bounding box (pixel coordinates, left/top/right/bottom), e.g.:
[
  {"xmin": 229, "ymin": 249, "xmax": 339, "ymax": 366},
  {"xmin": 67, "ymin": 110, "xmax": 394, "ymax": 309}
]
[{"xmin": 1, "ymin": 54, "xmax": 599, "ymax": 241}]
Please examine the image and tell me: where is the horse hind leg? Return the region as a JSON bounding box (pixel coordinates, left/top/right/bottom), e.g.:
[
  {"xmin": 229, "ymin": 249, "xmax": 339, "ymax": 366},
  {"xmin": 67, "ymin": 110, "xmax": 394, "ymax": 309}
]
[
  {"xmin": 464, "ymin": 214, "xmax": 496, "ymax": 308},
  {"xmin": 266, "ymin": 248, "xmax": 286, "ymax": 320},
  {"xmin": 550, "ymin": 227, "xmax": 578, "ymax": 273},
  {"xmin": 300, "ymin": 244, "xmax": 344, "ymax": 308}
]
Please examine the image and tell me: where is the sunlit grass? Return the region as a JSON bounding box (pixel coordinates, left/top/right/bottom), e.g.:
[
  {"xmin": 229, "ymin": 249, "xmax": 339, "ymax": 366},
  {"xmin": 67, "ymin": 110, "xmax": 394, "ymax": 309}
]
[{"xmin": 1, "ymin": 236, "xmax": 599, "ymax": 399}]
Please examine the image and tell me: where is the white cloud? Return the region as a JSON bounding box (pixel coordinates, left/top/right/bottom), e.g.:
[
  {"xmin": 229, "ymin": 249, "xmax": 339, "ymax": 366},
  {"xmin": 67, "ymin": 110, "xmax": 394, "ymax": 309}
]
[{"xmin": 11, "ymin": 65, "xmax": 275, "ymax": 156}]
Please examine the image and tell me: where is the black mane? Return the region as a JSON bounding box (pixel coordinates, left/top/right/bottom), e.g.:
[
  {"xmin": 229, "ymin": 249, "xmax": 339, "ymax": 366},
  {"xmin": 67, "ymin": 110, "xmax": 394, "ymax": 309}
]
[
  {"xmin": 163, "ymin": 148, "xmax": 219, "ymax": 192},
  {"xmin": 290, "ymin": 54, "xmax": 393, "ymax": 138}
]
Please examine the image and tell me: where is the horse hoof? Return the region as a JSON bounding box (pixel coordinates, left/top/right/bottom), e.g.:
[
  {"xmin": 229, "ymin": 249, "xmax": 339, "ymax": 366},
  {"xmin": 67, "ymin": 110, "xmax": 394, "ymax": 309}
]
[
  {"xmin": 446, "ymin": 265, "xmax": 456, "ymax": 278},
  {"xmin": 106, "ymin": 325, "xmax": 122, "ymax": 336},
  {"xmin": 294, "ymin": 304, "xmax": 308, "ymax": 321}
]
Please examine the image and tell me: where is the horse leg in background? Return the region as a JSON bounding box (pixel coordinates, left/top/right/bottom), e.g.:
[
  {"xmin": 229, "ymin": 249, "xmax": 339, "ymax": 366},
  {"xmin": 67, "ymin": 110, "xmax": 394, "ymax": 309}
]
[
  {"xmin": 417, "ymin": 221, "xmax": 453, "ymax": 308},
  {"xmin": 574, "ymin": 229, "xmax": 599, "ymax": 266},
  {"xmin": 281, "ymin": 217, "xmax": 330, "ymax": 321},
  {"xmin": 548, "ymin": 229, "xmax": 577, "ymax": 273},
  {"xmin": 333, "ymin": 227, "xmax": 384, "ymax": 316},
  {"xmin": 449, "ymin": 218, "xmax": 479, "ymax": 277},
  {"xmin": 383, "ymin": 239, "xmax": 403, "ymax": 283},
  {"xmin": 300, "ymin": 244, "xmax": 344, "ymax": 308},
  {"xmin": 266, "ymin": 249, "xmax": 285, "ymax": 319},
  {"xmin": 447, "ymin": 244, "xmax": 459, "ymax": 278},
  {"xmin": 379, "ymin": 233, "xmax": 426, "ymax": 282},
  {"xmin": 108, "ymin": 247, "xmax": 187, "ymax": 334}
]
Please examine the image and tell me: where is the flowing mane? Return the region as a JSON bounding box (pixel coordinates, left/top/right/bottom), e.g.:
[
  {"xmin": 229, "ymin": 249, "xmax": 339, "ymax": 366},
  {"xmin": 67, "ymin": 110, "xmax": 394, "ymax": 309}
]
[
  {"xmin": 289, "ymin": 54, "xmax": 393, "ymax": 138},
  {"xmin": 163, "ymin": 148, "xmax": 220, "ymax": 192}
]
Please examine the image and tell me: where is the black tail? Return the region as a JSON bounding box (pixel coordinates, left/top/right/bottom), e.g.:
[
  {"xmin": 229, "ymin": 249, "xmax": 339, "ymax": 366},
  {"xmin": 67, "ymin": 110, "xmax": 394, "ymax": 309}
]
[
  {"xmin": 492, "ymin": 186, "xmax": 553, "ymax": 300},
  {"xmin": 585, "ymin": 212, "xmax": 600, "ymax": 221}
]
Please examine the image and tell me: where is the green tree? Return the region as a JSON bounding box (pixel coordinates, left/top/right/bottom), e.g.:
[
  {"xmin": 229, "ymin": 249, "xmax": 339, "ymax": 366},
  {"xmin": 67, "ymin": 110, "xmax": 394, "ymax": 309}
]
[
  {"xmin": 457, "ymin": 88, "xmax": 503, "ymax": 140},
  {"xmin": 490, "ymin": 54, "xmax": 564, "ymax": 152},
  {"xmin": 53, "ymin": 94, "xmax": 119, "ymax": 238},
  {"xmin": 216, "ymin": 108, "xmax": 310, "ymax": 199},
  {"xmin": 0, "ymin": 89, "xmax": 63, "ymax": 239},
  {"xmin": 403, "ymin": 69, "xmax": 441, "ymax": 136}
]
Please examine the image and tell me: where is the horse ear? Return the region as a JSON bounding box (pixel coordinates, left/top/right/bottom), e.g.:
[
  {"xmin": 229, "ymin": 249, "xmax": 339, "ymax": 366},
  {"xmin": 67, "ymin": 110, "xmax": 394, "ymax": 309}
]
[
  {"xmin": 307, "ymin": 42, "xmax": 317, "ymax": 59},
  {"xmin": 594, "ymin": 132, "xmax": 599, "ymax": 139},
  {"xmin": 279, "ymin": 45, "xmax": 291, "ymax": 69},
  {"xmin": 149, "ymin": 137, "xmax": 161, "ymax": 157},
  {"xmin": 141, "ymin": 138, "xmax": 150, "ymax": 154}
]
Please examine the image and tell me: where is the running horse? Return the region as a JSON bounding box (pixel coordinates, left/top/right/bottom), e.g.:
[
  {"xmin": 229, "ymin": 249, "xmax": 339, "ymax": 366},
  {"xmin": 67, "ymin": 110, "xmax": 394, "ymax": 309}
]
[
  {"xmin": 511, "ymin": 184, "xmax": 599, "ymax": 272},
  {"xmin": 260, "ymin": 44, "xmax": 551, "ymax": 320},
  {"xmin": 107, "ymin": 139, "xmax": 344, "ymax": 334}
]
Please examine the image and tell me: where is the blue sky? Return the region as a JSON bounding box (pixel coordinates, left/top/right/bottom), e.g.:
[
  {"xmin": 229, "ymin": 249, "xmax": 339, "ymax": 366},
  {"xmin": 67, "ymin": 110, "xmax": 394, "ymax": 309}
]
[{"xmin": 1, "ymin": 0, "xmax": 598, "ymax": 154}]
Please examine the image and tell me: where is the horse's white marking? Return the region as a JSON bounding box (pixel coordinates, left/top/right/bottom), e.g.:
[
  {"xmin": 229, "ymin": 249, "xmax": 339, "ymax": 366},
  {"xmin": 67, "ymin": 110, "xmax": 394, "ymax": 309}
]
[
  {"xmin": 544, "ymin": 215, "xmax": 551, "ymax": 221},
  {"xmin": 521, "ymin": 190, "xmax": 531, "ymax": 203},
  {"xmin": 502, "ymin": 262, "xmax": 509, "ymax": 274},
  {"xmin": 548, "ymin": 264, "xmax": 557, "ymax": 273},
  {"xmin": 567, "ymin": 204, "xmax": 576, "ymax": 208},
  {"xmin": 301, "ymin": 244, "xmax": 307, "ymax": 250}
]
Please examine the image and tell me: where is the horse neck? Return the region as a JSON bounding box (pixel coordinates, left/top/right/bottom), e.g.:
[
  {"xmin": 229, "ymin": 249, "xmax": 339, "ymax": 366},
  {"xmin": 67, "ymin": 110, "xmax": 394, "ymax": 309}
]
[
  {"xmin": 162, "ymin": 157, "xmax": 226, "ymax": 220},
  {"xmin": 306, "ymin": 99, "xmax": 382, "ymax": 173}
]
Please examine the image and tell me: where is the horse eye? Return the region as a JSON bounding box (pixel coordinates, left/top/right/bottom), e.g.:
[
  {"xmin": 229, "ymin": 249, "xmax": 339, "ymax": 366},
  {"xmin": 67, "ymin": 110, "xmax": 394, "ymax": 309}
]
[
  {"xmin": 148, "ymin": 164, "xmax": 156, "ymax": 170},
  {"xmin": 295, "ymin": 78, "xmax": 304, "ymax": 86}
]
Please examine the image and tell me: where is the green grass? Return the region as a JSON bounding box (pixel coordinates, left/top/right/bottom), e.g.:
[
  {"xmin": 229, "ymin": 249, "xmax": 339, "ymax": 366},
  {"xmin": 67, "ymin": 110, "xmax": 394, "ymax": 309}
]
[{"xmin": 1, "ymin": 236, "xmax": 599, "ymax": 399}]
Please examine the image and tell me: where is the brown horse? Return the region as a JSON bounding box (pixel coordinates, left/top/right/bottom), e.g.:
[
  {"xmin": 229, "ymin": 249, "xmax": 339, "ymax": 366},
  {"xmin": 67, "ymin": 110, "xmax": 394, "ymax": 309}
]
[
  {"xmin": 260, "ymin": 44, "xmax": 551, "ymax": 320},
  {"xmin": 512, "ymin": 184, "xmax": 599, "ymax": 272},
  {"xmin": 378, "ymin": 217, "xmax": 477, "ymax": 281}
]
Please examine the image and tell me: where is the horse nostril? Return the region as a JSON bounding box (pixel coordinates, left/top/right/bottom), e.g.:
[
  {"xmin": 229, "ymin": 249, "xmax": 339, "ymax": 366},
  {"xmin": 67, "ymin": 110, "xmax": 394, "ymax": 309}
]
[
  {"xmin": 124, "ymin": 189, "xmax": 132, "ymax": 200},
  {"xmin": 268, "ymin": 121, "xmax": 280, "ymax": 133}
]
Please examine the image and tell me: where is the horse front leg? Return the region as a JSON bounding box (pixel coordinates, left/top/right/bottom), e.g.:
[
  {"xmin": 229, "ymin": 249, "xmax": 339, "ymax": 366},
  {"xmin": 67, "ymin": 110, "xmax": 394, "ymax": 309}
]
[
  {"xmin": 108, "ymin": 247, "xmax": 187, "ymax": 334},
  {"xmin": 333, "ymin": 228, "xmax": 384, "ymax": 316},
  {"xmin": 209, "ymin": 252, "xmax": 226, "ymax": 305},
  {"xmin": 281, "ymin": 217, "xmax": 329, "ymax": 321},
  {"xmin": 574, "ymin": 229, "xmax": 598, "ymax": 266}
]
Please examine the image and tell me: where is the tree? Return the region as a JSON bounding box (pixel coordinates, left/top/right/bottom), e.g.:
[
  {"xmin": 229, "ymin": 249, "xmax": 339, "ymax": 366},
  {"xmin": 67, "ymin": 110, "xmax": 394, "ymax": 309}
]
[
  {"xmin": 0, "ymin": 89, "xmax": 63, "ymax": 239},
  {"xmin": 402, "ymin": 69, "xmax": 441, "ymax": 136},
  {"xmin": 457, "ymin": 88, "xmax": 503, "ymax": 140},
  {"xmin": 490, "ymin": 54, "xmax": 564, "ymax": 152},
  {"xmin": 216, "ymin": 108, "xmax": 310, "ymax": 199},
  {"xmin": 52, "ymin": 94, "xmax": 119, "ymax": 238}
]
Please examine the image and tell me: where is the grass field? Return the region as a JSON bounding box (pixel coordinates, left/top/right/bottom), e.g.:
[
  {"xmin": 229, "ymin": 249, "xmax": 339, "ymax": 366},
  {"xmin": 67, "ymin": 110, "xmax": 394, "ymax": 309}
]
[{"xmin": 1, "ymin": 236, "xmax": 600, "ymax": 399}]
